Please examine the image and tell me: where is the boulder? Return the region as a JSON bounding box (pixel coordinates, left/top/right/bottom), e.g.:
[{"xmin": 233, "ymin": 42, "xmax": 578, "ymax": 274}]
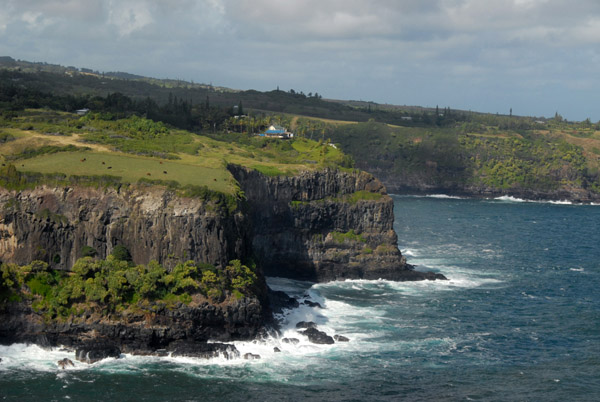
[
  {"xmin": 302, "ymin": 300, "xmax": 323, "ymax": 309},
  {"xmin": 281, "ymin": 338, "xmax": 300, "ymax": 345},
  {"xmin": 334, "ymin": 335, "xmax": 350, "ymax": 342},
  {"xmin": 57, "ymin": 358, "xmax": 74, "ymax": 369},
  {"xmin": 243, "ymin": 353, "xmax": 261, "ymax": 360},
  {"xmin": 273, "ymin": 347, "xmax": 281, "ymax": 353},
  {"xmin": 299, "ymin": 328, "xmax": 334, "ymax": 345},
  {"xmin": 295, "ymin": 321, "xmax": 318, "ymax": 329}
]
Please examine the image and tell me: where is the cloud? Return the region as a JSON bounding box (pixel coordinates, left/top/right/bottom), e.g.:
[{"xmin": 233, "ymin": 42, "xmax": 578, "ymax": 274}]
[
  {"xmin": 0, "ymin": 0, "xmax": 599, "ymax": 119},
  {"xmin": 107, "ymin": 0, "xmax": 154, "ymax": 36}
]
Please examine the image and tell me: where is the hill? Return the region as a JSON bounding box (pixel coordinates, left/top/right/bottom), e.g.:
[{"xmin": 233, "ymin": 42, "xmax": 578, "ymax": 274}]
[{"xmin": 2, "ymin": 56, "xmax": 599, "ymax": 202}]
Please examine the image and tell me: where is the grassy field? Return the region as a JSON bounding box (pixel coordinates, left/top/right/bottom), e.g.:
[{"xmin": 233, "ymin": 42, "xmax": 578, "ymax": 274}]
[
  {"xmin": 17, "ymin": 151, "xmax": 234, "ymax": 193},
  {"xmin": 0, "ymin": 111, "xmax": 354, "ymax": 195}
]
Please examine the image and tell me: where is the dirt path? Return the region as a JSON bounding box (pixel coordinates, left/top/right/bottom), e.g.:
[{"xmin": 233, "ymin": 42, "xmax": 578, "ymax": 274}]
[{"xmin": 29, "ymin": 132, "xmax": 113, "ymax": 153}]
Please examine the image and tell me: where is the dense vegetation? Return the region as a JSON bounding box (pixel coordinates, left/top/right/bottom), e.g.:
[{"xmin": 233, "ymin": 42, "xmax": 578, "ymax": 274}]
[
  {"xmin": 326, "ymin": 120, "xmax": 600, "ymax": 196},
  {"xmin": 0, "ymin": 255, "xmax": 260, "ymax": 319}
]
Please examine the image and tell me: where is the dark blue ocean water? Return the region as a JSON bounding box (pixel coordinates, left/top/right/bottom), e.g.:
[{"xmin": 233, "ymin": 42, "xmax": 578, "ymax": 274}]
[{"xmin": 1, "ymin": 195, "xmax": 599, "ymax": 401}]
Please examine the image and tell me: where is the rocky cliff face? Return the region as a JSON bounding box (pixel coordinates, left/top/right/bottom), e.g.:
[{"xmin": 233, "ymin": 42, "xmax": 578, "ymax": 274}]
[
  {"xmin": 229, "ymin": 166, "xmax": 441, "ymax": 281},
  {"xmin": 0, "ymin": 185, "xmax": 250, "ymax": 270},
  {"xmin": 0, "ymin": 294, "xmax": 265, "ymax": 354}
]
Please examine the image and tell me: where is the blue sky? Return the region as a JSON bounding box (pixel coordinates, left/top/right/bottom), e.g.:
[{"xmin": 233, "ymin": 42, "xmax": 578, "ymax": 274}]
[{"xmin": 1, "ymin": 0, "xmax": 599, "ymax": 121}]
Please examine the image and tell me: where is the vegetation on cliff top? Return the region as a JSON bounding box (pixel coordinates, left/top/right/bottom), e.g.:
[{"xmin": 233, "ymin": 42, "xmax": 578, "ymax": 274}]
[
  {"xmin": 0, "ymin": 255, "xmax": 260, "ymax": 319},
  {"xmin": 0, "ymin": 109, "xmax": 354, "ymax": 198}
]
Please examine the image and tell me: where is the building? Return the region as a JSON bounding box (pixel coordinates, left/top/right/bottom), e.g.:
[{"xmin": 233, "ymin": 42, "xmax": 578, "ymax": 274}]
[
  {"xmin": 76, "ymin": 108, "xmax": 90, "ymax": 116},
  {"xmin": 259, "ymin": 125, "xmax": 294, "ymax": 139}
]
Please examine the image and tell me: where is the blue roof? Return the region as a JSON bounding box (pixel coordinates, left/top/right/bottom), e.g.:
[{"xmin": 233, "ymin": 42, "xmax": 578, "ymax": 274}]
[{"xmin": 265, "ymin": 129, "xmax": 286, "ymax": 134}]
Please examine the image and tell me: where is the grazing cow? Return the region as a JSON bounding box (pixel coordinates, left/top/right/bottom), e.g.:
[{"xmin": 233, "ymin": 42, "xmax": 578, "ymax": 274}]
[
  {"xmin": 163, "ymin": 171, "xmax": 167, "ymax": 174},
  {"xmin": 107, "ymin": 166, "xmax": 112, "ymax": 169},
  {"xmin": 146, "ymin": 173, "xmax": 151, "ymax": 176},
  {"xmin": 102, "ymin": 161, "xmax": 105, "ymax": 165},
  {"xmin": 159, "ymin": 161, "xmax": 163, "ymax": 164},
  {"xmin": 80, "ymin": 158, "xmax": 86, "ymax": 162}
]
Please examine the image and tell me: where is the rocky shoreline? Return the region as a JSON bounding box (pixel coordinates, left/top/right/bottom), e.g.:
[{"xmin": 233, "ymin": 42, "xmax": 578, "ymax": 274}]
[{"xmin": 0, "ymin": 167, "xmax": 445, "ymax": 363}]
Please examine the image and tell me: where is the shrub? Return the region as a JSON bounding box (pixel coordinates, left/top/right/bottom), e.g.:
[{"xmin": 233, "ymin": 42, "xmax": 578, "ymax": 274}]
[
  {"xmin": 111, "ymin": 245, "xmax": 132, "ymax": 262},
  {"xmin": 80, "ymin": 245, "xmax": 97, "ymax": 258}
]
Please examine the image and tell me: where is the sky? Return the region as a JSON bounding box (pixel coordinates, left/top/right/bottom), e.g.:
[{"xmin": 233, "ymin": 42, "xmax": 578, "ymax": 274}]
[{"xmin": 1, "ymin": 0, "xmax": 599, "ymax": 121}]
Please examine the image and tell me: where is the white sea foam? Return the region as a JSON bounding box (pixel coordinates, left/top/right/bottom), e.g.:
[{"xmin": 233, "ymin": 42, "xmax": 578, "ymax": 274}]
[
  {"xmin": 0, "ymin": 344, "xmax": 88, "ymax": 373},
  {"xmin": 402, "ymin": 248, "xmax": 418, "ymax": 257},
  {"xmin": 425, "ymin": 194, "xmax": 464, "ymax": 199},
  {"xmin": 491, "ymin": 195, "xmax": 596, "ymax": 206}
]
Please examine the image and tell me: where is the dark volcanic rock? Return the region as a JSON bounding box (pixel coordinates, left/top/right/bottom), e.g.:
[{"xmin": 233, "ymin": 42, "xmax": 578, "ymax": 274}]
[
  {"xmin": 273, "ymin": 347, "xmax": 281, "ymax": 353},
  {"xmin": 302, "ymin": 300, "xmax": 323, "ymax": 308},
  {"xmin": 295, "ymin": 321, "xmax": 318, "ymax": 329},
  {"xmin": 282, "ymin": 338, "xmax": 300, "ymax": 345},
  {"xmin": 57, "ymin": 358, "xmax": 74, "ymax": 369},
  {"xmin": 229, "ymin": 165, "xmax": 442, "ymax": 282},
  {"xmin": 168, "ymin": 340, "xmax": 239, "ymax": 360},
  {"xmin": 334, "ymin": 335, "xmax": 350, "ymax": 342},
  {"xmin": 0, "ymin": 185, "xmax": 252, "ymax": 270},
  {"xmin": 268, "ymin": 289, "xmax": 300, "ymax": 314},
  {"xmin": 243, "ymin": 353, "xmax": 261, "ymax": 360},
  {"xmin": 299, "ymin": 328, "xmax": 335, "ymax": 345},
  {"xmin": 75, "ymin": 341, "xmax": 121, "ymax": 364}
]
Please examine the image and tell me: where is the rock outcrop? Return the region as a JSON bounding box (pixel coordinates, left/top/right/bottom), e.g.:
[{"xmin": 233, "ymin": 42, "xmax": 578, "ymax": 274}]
[
  {"xmin": 0, "ymin": 293, "xmax": 265, "ymax": 355},
  {"xmin": 230, "ymin": 165, "xmax": 444, "ymax": 281}
]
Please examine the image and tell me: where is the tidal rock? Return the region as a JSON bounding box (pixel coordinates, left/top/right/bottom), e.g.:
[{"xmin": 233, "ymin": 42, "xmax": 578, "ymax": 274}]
[
  {"xmin": 295, "ymin": 321, "xmax": 318, "ymax": 329},
  {"xmin": 75, "ymin": 341, "xmax": 121, "ymax": 364},
  {"xmin": 243, "ymin": 353, "xmax": 261, "ymax": 360},
  {"xmin": 299, "ymin": 328, "xmax": 335, "ymax": 345},
  {"xmin": 273, "ymin": 347, "xmax": 281, "ymax": 353},
  {"xmin": 334, "ymin": 335, "xmax": 350, "ymax": 342},
  {"xmin": 168, "ymin": 340, "xmax": 240, "ymax": 360},
  {"xmin": 282, "ymin": 338, "xmax": 300, "ymax": 345},
  {"xmin": 302, "ymin": 300, "xmax": 323, "ymax": 309},
  {"xmin": 57, "ymin": 358, "xmax": 74, "ymax": 369}
]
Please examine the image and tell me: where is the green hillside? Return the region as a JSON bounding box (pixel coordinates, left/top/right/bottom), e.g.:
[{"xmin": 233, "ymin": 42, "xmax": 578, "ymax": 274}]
[{"xmin": 0, "ymin": 109, "xmax": 352, "ymax": 197}]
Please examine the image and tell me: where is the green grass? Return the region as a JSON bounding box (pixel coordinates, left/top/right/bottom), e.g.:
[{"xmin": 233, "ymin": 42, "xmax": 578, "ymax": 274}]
[{"xmin": 18, "ymin": 151, "xmax": 234, "ymax": 193}]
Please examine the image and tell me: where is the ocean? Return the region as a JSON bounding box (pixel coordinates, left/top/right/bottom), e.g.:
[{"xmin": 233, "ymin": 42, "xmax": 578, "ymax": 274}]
[{"xmin": 1, "ymin": 195, "xmax": 599, "ymax": 401}]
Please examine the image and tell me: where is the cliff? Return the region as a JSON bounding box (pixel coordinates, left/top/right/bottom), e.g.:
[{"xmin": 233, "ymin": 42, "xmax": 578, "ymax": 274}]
[
  {"xmin": 0, "ymin": 185, "xmax": 250, "ymax": 270},
  {"xmin": 230, "ymin": 166, "xmax": 443, "ymax": 281},
  {"xmin": 0, "ymin": 167, "xmax": 442, "ymax": 356}
]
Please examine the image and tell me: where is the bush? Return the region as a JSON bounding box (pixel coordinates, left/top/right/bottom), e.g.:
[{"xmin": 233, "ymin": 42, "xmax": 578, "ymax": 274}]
[
  {"xmin": 80, "ymin": 245, "xmax": 97, "ymax": 258},
  {"xmin": 111, "ymin": 245, "xmax": 132, "ymax": 262}
]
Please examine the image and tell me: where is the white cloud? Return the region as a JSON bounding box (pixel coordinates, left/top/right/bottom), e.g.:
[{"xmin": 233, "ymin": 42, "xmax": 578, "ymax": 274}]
[{"xmin": 107, "ymin": 0, "xmax": 154, "ymax": 36}]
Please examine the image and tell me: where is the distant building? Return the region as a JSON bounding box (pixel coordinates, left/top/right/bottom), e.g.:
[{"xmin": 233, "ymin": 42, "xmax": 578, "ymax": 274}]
[
  {"xmin": 76, "ymin": 108, "xmax": 90, "ymax": 116},
  {"xmin": 401, "ymin": 116, "xmax": 413, "ymax": 121},
  {"xmin": 259, "ymin": 125, "xmax": 294, "ymax": 139}
]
